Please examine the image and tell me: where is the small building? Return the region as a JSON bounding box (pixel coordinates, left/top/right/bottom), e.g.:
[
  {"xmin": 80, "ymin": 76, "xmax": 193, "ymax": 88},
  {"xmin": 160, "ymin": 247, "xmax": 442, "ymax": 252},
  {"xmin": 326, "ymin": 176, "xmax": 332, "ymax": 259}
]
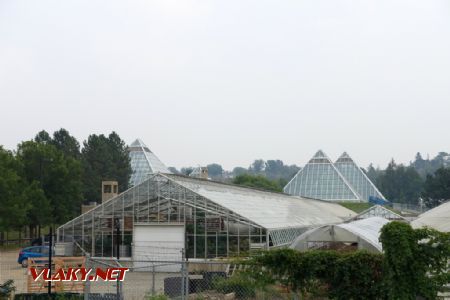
[
  {"xmin": 290, "ymin": 217, "xmax": 390, "ymax": 253},
  {"xmin": 58, "ymin": 173, "xmax": 356, "ymax": 260}
]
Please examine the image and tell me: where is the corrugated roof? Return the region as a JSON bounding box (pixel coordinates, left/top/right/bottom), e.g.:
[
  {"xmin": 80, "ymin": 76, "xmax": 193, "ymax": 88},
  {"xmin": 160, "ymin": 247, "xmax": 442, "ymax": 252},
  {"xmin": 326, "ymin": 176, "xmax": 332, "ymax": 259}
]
[
  {"xmin": 411, "ymin": 201, "xmax": 450, "ymax": 232},
  {"xmin": 165, "ymin": 174, "xmax": 356, "ymax": 230}
]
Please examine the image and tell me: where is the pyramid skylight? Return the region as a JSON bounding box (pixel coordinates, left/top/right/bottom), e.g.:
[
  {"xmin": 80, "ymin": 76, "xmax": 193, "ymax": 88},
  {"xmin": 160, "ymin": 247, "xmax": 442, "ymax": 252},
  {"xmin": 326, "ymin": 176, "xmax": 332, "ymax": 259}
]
[
  {"xmin": 128, "ymin": 139, "xmax": 170, "ymax": 187},
  {"xmin": 284, "ymin": 150, "xmax": 360, "ymax": 201},
  {"xmin": 334, "ymin": 152, "xmax": 386, "ymax": 202}
]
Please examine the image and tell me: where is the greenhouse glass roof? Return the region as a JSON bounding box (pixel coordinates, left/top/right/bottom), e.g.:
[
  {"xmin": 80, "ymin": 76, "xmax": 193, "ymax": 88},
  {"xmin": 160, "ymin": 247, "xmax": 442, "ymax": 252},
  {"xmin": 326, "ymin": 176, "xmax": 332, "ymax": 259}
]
[
  {"xmin": 334, "ymin": 152, "xmax": 386, "ymax": 201},
  {"xmin": 411, "ymin": 201, "xmax": 450, "ymax": 232},
  {"xmin": 166, "ymin": 174, "xmax": 356, "ymax": 230},
  {"xmin": 283, "ymin": 150, "xmax": 361, "ymax": 201},
  {"xmin": 129, "ymin": 139, "xmax": 170, "ymax": 187}
]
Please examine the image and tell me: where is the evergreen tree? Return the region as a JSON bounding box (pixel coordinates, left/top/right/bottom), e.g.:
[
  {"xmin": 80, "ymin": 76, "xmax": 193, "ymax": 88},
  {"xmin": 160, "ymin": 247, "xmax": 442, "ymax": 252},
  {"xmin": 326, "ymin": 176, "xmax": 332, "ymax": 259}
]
[
  {"xmin": 51, "ymin": 128, "xmax": 81, "ymax": 159},
  {"xmin": 376, "ymin": 160, "xmax": 424, "ymax": 204},
  {"xmin": 0, "ymin": 147, "xmax": 28, "ymax": 233},
  {"xmin": 17, "ymin": 140, "xmax": 83, "ymax": 227},
  {"xmin": 81, "ymin": 132, "xmax": 131, "ymax": 203},
  {"xmin": 422, "ymin": 167, "xmax": 450, "ymax": 208}
]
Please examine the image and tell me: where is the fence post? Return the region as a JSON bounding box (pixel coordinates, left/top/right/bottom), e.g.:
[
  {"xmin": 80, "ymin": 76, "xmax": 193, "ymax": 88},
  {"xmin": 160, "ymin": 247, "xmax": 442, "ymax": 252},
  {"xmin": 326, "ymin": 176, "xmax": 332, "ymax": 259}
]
[
  {"xmin": 152, "ymin": 265, "xmax": 156, "ymax": 296},
  {"xmin": 84, "ymin": 254, "xmax": 90, "ymax": 300}
]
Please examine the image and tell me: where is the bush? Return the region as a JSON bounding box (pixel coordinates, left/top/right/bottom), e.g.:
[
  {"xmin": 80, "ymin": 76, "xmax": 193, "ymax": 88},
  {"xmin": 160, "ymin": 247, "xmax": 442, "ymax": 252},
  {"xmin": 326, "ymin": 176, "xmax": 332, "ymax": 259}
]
[
  {"xmin": 0, "ymin": 280, "xmax": 15, "ymax": 300},
  {"xmin": 213, "ymin": 274, "xmax": 256, "ymax": 299},
  {"xmin": 244, "ymin": 222, "xmax": 450, "ymax": 300}
]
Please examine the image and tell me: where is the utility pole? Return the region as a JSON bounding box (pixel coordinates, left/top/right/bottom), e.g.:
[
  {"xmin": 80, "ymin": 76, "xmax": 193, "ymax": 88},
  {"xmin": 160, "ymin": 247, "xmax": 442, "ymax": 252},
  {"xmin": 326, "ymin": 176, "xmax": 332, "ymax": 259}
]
[
  {"xmin": 48, "ymin": 227, "xmax": 53, "ymax": 295},
  {"xmin": 115, "ymin": 218, "xmax": 121, "ymax": 300}
]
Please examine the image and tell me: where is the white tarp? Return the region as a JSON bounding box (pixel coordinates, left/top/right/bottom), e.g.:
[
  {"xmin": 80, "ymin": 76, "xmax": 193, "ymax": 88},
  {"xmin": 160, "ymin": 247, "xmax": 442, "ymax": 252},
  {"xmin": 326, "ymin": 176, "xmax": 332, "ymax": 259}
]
[{"xmin": 290, "ymin": 216, "xmax": 390, "ymax": 253}]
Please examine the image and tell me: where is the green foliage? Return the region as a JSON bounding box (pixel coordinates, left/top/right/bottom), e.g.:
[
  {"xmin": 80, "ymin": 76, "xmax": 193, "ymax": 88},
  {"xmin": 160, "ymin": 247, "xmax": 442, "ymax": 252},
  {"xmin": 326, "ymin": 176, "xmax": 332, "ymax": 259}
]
[
  {"xmin": 213, "ymin": 274, "xmax": 257, "ymax": 299},
  {"xmin": 145, "ymin": 295, "xmax": 169, "ymax": 300},
  {"xmin": 244, "ymin": 224, "xmax": 450, "ymax": 299},
  {"xmin": 17, "ymin": 140, "xmax": 83, "ymax": 225},
  {"xmin": 206, "ymin": 163, "xmax": 223, "ymax": 178},
  {"xmin": 422, "ymin": 167, "xmax": 450, "ymax": 208},
  {"xmin": 246, "ymin": 248, "xmax": 384, "ymax": 299},
  {"xmin": 0, "ymin": 280, "xmax": 15, "ymax": 299},
  {"xmin": 232, "ymin": 174, "xmax": 283, "ymax": 192},
  {"xmin": 376, "ymin": 160, "xmax": 424, "ymax": 204},
  {"xmin": 81, "ymin": 132, "xmax": 131, "ymax": 203},
  {"xmin": 380, "ymin": 221, "xmax": 450, "ymax": 299},
  {"xmin": 412, "ymin": 152, "xmax": 449, "ymax": 179},
  {"xmin": 0, "ymin": 147, "xmax": 28, "ymax": 232},
  {"xmin": 338, "ymin": 202, "xmax": 373, "ymax": 213}
]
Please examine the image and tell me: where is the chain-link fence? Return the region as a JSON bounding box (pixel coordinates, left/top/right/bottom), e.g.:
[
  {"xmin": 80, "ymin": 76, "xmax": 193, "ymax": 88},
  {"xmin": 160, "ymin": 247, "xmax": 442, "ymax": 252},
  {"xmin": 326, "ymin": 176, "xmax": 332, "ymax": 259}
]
[
  {"xmin": 1, "ymin": 247, "xmax": 292, "ymax": 300},
  {"xmin": 86, "ymin": 256, "xmax": 291, "ymax": 300}
]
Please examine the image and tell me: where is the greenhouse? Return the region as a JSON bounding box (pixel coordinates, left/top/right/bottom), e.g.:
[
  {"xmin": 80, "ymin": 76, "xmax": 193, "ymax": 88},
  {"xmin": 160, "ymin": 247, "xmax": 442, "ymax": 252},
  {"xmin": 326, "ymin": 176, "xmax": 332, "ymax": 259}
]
[
  {"xmin": 57, "ymin": 173, "xmax": 355, "ymax": 259},
  {"xmin": 290, "ymin": 217, "xmax": 390, "ymax": 253},
  {"xmin": 284, "ymin": 150, "xmax": 386, "ymax": 202},
  {"xmin": 334, "ymin": 152, "xmax": 386, "ymax": 202},
  {"xmin": 283, "ymin": 150, "xmax": 360, "ymax": 201},
  {"xmin": 411, "ymin": 201, "xmax": 450, "ymax": 232}
]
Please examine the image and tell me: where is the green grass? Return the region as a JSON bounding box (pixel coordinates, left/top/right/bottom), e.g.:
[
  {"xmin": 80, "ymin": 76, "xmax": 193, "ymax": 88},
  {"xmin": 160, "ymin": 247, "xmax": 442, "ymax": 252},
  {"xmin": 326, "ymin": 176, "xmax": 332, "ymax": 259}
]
[{"xmin": 339, "ymin": 202, "xmax": 374, "ymax": 213}]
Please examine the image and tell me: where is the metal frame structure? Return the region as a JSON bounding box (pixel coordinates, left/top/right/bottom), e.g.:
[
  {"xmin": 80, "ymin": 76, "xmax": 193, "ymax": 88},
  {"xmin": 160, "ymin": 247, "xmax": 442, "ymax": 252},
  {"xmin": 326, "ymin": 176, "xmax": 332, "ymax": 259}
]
[
  {"xmin": 334, "ymin": 152, "xmax": 386, "ymax": 201},
  {"xmin": 58, "ymin": 173, "xmax": 355, "ymax": 259}
]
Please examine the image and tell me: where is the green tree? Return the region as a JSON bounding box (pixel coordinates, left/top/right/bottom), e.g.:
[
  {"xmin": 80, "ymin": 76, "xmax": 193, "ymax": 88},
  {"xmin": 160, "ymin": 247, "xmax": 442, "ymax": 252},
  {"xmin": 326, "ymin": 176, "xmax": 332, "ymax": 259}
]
[
  {"xmin": 51, "ymin": 128, "xmax": 81, "ymax": 159},
  {"xmin": 81, "ymin": 132, "xmax": 131, "ymax": 203},
  {"xmin": 17, "ymin": 140, "xmax": 83, "ymax": 228},
  {"xmin": 180, "ymin": 167, "xmax": 194, "ymax": 176},
  {"xmin": 207, "ymin": 163, "xmax": 223, "ymax": 178},
  {"xmin": 422, "ymin": 167, "xmax": 450, "ymax": 208},
  {"xmin": 22, "ymin": 181, "xmax": 51, "ymax": 236},
  {"xmin": 34, "ymin": 130, "xmax": 52, "ymax": 144},
  {"xmin": 0, "ymin": 147, "xmax": 28, "ymax": 234},
  {"xmin": 377, "ymin": 160, "xmax": 424, "ymax": 204},
  {"xmin": 232, "ymin": 167, "xmax": 248, "ymax": 176},
  {"xmin": 380, "ymin": 221, "xmax": 450, "ymax": 299},
  {"xmin": 365, "ymin": 163, "xmax": 380, "ymax": 183},
  {"xmin": 249, "ymin": 159, "xmax": 265, "ymax": 174},
  {"xmin": 232, "ymin": 174, "xmax": 283, "ymax": 192}
]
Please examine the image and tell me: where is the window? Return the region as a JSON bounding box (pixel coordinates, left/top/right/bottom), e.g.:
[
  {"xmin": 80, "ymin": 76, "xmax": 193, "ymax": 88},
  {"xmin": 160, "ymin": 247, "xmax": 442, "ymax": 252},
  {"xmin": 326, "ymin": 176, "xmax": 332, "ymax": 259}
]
[{"xmin": 104, "ymin": 185, "xmax": 112, "ymax": 193}]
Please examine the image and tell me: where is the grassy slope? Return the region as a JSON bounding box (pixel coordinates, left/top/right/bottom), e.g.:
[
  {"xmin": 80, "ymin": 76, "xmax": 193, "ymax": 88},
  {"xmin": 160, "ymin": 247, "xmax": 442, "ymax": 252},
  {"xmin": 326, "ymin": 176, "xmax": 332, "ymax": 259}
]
[{"xmin": 339, "ymin": 202, "xmax": 374, "ymax": 213}]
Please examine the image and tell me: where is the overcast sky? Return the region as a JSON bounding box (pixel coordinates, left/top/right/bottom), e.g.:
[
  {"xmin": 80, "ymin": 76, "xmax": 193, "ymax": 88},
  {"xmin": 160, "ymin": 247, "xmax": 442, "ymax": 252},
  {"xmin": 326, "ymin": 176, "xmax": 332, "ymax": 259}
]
[{"xmin": 1, "ymin": 0, "xmax": 449, "ymax": 170}]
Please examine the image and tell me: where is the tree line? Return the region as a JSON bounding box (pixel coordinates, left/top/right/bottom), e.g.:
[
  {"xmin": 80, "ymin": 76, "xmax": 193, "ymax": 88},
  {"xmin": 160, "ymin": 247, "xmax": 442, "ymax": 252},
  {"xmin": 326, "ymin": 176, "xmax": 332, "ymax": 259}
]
[
  {"xmin": 0, "ymin": 129, "xmax": 131, "ymax": 239},
  {"xmin": 366, "ymin": 152, "xmax": 450, "ymax": 208}
]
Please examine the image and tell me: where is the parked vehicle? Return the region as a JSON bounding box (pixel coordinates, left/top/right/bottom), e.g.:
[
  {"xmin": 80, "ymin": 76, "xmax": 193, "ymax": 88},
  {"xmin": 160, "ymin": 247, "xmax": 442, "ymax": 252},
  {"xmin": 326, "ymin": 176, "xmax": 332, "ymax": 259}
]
[{"xmin": 17, "ymin": 246, "xmax": 50, "ymax": 268}]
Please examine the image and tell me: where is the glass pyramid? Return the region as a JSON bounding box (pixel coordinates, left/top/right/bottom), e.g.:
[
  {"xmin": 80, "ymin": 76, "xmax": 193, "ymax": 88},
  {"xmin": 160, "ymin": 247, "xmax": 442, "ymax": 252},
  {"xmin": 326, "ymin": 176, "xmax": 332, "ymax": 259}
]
[
  {"xmin": 284, "ymin": 150, "xmax": 360, "ymax": 201},
  {"xmin": 128, "ymin": 139, "xmax": 170, "ymax": 187},
  {"xmin": 334, "ymin": 152, "xmax": 386, "ymax": 202}
]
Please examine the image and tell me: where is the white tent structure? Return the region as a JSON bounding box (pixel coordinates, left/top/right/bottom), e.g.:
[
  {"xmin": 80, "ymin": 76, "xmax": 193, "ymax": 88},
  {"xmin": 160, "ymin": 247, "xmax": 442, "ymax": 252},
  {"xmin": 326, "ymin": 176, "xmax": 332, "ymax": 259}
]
[
  {"xmin": 290, "ymin": 217, "xmax": 390, "ymax": 253},
  {"xmin": 411, "ymin": 201, "xmax": 450, "ymax": 232}
]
